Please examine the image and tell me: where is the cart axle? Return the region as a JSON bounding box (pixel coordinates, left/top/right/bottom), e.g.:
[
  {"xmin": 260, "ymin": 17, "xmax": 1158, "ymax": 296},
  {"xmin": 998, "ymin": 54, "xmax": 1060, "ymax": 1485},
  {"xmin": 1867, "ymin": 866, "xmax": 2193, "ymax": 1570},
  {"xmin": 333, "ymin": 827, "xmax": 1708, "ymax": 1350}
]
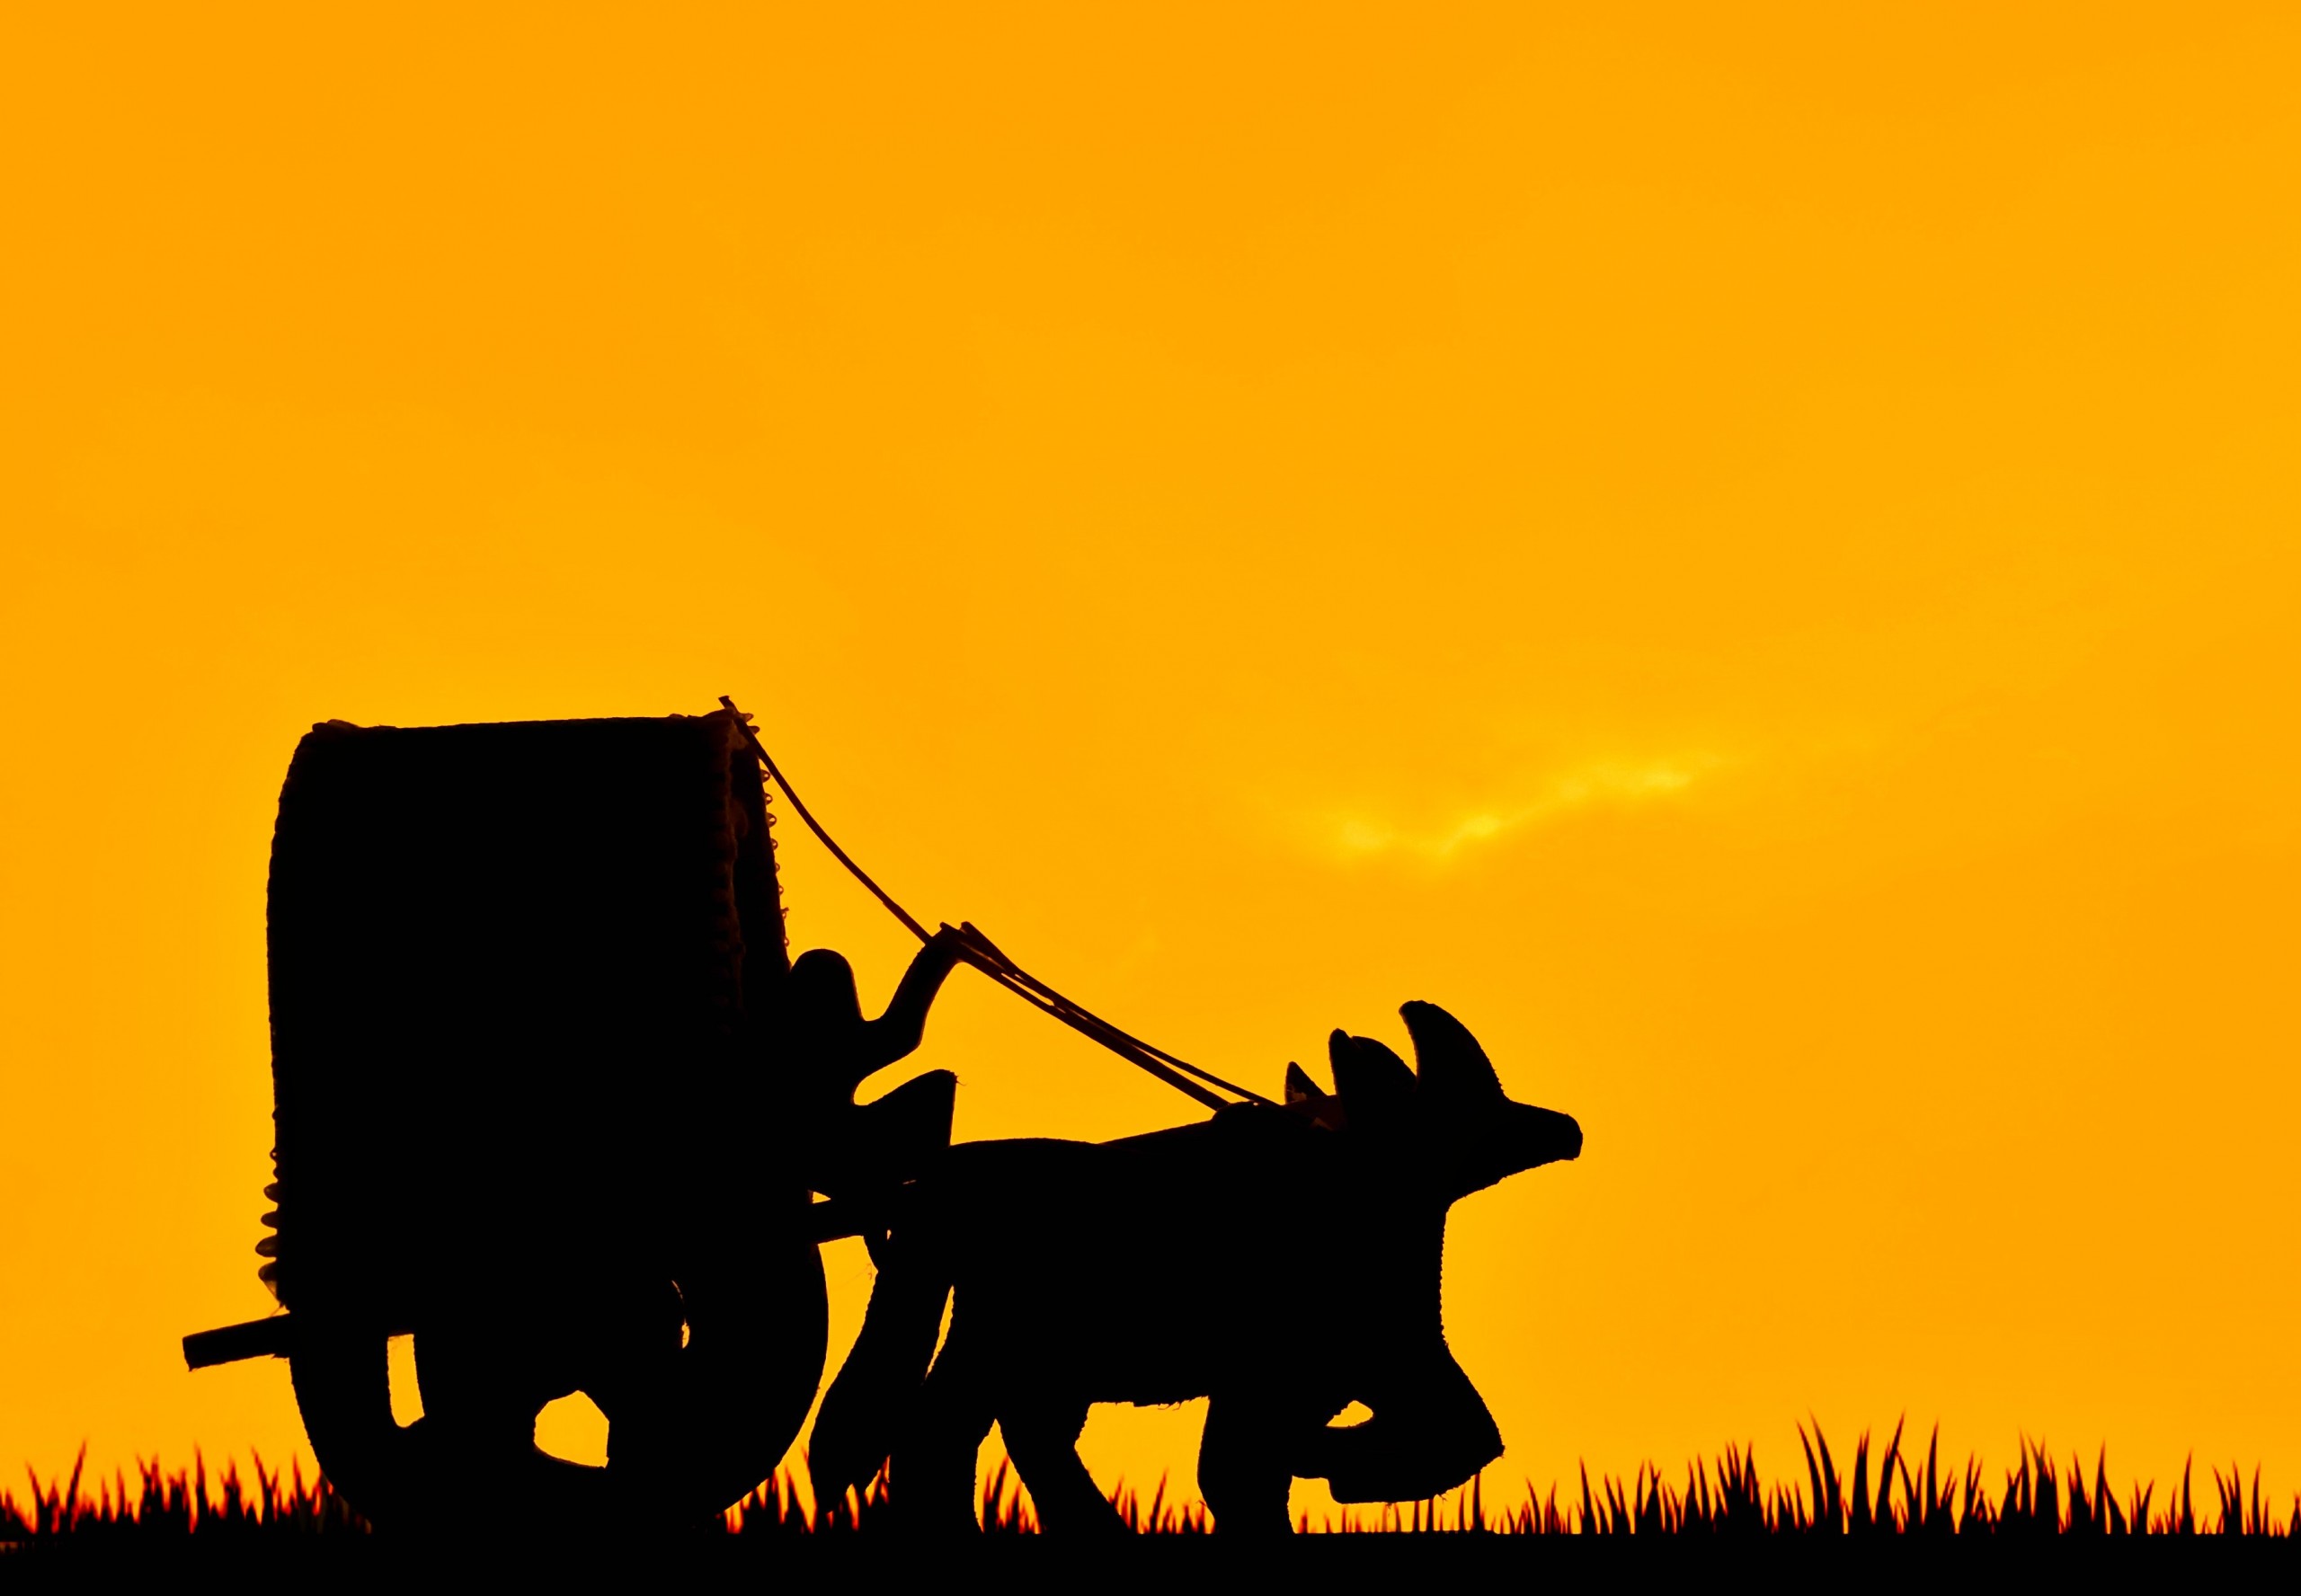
[{"xmin": 184, "ymin": 1197, "xmax": 873, "ymax": 1370}]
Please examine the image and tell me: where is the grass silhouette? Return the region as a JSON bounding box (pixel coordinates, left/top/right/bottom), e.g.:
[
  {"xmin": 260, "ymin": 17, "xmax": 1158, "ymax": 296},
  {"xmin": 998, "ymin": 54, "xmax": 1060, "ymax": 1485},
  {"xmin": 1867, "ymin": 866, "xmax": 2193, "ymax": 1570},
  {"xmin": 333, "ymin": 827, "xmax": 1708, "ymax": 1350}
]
[
  {"xmin": 2, "ymin": 1448, "xmax": 363, "ymax": 1542},
  {"xmin": 4, "ymin": 1423, "xmax": 2294, "ymax": 1541}
]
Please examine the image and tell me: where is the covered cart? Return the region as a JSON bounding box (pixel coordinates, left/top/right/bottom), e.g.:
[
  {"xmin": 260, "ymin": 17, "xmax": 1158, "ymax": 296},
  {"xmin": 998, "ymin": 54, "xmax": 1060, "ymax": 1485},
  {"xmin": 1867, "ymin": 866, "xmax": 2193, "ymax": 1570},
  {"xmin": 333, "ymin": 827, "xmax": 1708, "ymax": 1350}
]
[
  {"xmin": 184, "ymin": 703, "xmax": 1255, "ymax": 1530},
  {"xmin": 182, "ymin": 709, "xmax": 945, "ymax": 1527}
]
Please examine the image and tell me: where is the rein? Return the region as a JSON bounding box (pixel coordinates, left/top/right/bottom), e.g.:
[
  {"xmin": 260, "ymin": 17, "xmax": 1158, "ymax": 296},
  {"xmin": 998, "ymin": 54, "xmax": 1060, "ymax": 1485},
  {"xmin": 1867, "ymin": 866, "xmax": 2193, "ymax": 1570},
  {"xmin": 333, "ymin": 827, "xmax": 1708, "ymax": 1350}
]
[{"xmin": 722, "ymin": 696, "xmax": 1272, "ymax": 1113}]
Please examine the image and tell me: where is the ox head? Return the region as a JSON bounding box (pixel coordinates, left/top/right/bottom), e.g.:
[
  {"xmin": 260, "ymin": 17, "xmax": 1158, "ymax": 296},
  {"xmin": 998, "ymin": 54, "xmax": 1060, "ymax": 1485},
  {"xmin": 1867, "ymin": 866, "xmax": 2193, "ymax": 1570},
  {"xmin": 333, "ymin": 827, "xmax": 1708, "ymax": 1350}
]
[{"xmin": 1284, "ymin": 1000, "xmax": 1582, "ymax": 1203}]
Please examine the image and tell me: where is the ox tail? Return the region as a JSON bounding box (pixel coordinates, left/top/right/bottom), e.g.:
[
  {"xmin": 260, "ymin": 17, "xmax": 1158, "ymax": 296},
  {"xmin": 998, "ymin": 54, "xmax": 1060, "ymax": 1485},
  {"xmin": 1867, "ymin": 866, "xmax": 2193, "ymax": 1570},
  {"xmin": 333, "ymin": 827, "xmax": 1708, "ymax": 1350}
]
[{"xmin": 807, "ymin": 1259, "xmax": 952, "ymax": 1514}]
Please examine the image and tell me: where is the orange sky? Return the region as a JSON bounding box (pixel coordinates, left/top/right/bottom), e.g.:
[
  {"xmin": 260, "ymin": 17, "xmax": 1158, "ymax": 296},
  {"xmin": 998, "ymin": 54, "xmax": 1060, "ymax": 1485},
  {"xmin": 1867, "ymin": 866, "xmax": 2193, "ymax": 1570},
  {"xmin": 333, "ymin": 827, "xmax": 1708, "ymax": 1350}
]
[{"xmin": 4, "ymin": 2, "xmax": 2297, "ymax": 1521}]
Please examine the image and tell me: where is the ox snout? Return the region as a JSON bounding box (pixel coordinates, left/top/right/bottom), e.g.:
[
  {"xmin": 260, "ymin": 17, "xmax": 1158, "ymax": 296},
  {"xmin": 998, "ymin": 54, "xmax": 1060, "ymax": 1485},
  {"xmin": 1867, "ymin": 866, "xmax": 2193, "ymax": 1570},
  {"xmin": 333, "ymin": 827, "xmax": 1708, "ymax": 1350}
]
[
  {"xmin": 1518, "ymin": 1104, "xmax": 1583, "ymax": 1166},
  {"xmin": 1453, "ymin": 1101, "xmax": 1585, "ymax": 1197}
]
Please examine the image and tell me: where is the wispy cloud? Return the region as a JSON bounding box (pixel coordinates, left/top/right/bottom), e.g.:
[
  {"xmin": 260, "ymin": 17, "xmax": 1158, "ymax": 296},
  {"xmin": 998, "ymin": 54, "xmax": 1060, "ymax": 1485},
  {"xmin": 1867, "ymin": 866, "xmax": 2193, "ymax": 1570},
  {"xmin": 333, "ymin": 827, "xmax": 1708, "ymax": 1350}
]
[{"xmin": 1322, "ymin": 756, "xmax": 1719, "ymax": 860}]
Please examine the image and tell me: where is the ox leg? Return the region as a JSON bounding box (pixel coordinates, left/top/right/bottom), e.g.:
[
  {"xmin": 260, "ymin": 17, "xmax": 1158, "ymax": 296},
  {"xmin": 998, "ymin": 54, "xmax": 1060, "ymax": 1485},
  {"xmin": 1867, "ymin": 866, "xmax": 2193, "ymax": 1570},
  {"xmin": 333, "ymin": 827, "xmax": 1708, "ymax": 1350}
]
[
  {"xmin": 1198, "ymin": 1395, "xmax": 1300, "ymax": 1536},
  {"xmin": 1320, "ymin": 1353, "xmax": 1503, "ymax": 1506},
  {"xmin": 1000, "ymin": 1399, "xmax": 1124, "ymax": 1536},
  {"xmin": 889, "ymin": 1334, "xmax": 995, "ymax": 1534}
]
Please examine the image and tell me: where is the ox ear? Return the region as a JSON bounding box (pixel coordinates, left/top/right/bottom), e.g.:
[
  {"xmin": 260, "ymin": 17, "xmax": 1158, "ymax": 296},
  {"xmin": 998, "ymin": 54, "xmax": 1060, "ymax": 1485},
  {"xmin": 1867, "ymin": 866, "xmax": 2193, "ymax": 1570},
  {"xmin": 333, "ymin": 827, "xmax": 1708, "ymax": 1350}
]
[
  {"xmin": 1284, "ymin": 1060, "xmax": 1348, "ymax": 1130},
  {"xmin": 1400, "ymin": 1001, "xmax": 1505, "ymax": 1105},
  {"xmin": 1328, "ymin": 1029, "xmax": 1417, "ymax": 1118}
]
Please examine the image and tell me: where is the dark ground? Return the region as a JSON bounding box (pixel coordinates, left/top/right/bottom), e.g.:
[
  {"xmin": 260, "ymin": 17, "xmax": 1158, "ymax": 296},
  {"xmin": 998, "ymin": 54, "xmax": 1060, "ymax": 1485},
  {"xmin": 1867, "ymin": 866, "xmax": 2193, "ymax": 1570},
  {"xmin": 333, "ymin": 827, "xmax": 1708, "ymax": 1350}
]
[{"xmin": 4, "ymin": 1534, "xmax": 2292, "ymax": 1592}]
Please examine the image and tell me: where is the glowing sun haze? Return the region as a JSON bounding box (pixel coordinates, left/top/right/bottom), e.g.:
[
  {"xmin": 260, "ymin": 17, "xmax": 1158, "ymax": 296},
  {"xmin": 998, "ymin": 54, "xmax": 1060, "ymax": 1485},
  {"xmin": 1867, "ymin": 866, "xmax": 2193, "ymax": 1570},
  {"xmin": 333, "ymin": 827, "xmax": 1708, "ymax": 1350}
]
[{"xmin": 3, "ymin": 1, "xmax": 2297, "ymax": 1520}]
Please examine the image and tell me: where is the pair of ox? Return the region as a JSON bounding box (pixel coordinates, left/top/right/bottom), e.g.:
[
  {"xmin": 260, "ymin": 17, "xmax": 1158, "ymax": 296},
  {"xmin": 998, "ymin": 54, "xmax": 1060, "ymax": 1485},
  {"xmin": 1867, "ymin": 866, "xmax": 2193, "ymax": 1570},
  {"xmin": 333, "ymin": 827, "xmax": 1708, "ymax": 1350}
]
[{"xmin": 808, "ymin": 950, "xmax": 1585, "ymax": 1536}]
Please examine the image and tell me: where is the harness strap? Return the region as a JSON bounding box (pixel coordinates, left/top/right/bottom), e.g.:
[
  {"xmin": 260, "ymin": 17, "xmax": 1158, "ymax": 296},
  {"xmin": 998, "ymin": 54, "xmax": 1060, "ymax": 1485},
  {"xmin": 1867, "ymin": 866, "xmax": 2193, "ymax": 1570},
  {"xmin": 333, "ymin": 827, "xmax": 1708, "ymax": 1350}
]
[{"xmin": 721, "ymin": 697, "xmax": 1272, "ymax": 1113}]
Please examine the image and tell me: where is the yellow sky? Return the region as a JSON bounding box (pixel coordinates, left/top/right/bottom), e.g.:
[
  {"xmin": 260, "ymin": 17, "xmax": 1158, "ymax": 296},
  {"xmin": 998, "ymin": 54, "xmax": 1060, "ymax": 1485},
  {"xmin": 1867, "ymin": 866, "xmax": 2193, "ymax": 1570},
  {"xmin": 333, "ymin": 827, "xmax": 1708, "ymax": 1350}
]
[{"xmin": 4, "ymin": 2, "xmax": 2297, "ymax": 1519}]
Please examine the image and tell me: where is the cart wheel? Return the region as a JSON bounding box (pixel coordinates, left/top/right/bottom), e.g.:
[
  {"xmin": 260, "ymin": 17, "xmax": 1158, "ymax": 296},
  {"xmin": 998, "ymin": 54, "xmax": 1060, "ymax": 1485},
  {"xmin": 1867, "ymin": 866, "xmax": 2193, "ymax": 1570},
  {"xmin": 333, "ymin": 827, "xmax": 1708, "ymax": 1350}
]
[{"xmin": 289, "ymin": 1234, "xmax": 828, "ymax": 1532}]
